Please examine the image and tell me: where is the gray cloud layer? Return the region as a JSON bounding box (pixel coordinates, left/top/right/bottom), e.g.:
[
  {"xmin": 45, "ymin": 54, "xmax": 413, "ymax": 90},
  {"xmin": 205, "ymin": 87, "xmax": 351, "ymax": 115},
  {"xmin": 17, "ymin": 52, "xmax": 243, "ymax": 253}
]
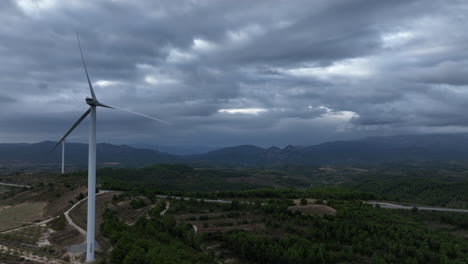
[{"xmin": 1, "ymin": 0, "xmax": 468, "ymax": 147}]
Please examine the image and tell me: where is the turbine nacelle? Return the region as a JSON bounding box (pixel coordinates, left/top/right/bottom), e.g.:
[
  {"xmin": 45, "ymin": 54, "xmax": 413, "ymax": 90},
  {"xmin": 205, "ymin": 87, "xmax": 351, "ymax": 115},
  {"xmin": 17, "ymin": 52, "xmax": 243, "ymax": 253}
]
[{"xmin": 86, "ymin": 97, "xmax": 99, "ymax": 106}]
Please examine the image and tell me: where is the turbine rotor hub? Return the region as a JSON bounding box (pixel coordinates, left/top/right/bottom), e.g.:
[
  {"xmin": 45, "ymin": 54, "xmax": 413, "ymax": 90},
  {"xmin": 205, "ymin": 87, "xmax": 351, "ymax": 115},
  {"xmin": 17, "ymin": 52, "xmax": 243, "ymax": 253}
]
[{"xmin": 86, "ymin": 97, "xmax": 99, "ymax": 106}]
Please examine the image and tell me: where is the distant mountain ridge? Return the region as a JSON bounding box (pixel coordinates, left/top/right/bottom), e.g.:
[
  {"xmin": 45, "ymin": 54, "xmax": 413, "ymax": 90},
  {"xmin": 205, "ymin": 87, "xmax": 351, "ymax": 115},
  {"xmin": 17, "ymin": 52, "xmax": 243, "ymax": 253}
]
[
  {"xmin": 186, "ymin": 134, "xmax": 468, "ymax": 165},
  {"xmin": 3, "ymin": 134, "xmax": 468, "ymax": 168},
  {"xmin": 0, "ymin": 141, "xmax": 176, "ymax": 167},
  {"xmin": 130, "ymin": 143, "xmax": 219, "ymax": 155}
]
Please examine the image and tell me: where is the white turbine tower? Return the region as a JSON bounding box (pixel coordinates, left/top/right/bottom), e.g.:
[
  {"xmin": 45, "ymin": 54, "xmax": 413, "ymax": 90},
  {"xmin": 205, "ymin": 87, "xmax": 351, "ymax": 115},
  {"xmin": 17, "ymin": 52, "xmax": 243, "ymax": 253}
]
[
  {"xmin": 51, "ymin": 34, "xmax": 168, "ymax": 262},
  {"xmin": 61, "ymin": 136, "xmax": 80, "ymax": 174}
]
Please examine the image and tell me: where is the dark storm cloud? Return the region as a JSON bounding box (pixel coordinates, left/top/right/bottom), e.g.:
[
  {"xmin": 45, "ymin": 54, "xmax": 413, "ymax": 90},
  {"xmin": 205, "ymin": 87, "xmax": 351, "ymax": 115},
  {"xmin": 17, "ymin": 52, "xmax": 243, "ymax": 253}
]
[{"xmin": 1, "ymin": 0, "xmax": 468, "ymax": 147}]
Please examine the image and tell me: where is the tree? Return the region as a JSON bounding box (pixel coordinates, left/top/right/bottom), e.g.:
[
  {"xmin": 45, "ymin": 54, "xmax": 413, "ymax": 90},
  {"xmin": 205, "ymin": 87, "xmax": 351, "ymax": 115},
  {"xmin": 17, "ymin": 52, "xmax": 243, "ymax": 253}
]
[{"xmin": 76, "ymin": 192, "xmax": 85, "ymax": 201}]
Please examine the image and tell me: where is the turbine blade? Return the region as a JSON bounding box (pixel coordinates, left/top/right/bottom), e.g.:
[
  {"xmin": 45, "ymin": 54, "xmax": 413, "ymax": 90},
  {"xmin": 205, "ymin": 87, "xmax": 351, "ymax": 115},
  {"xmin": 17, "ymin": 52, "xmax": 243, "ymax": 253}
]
[
  {"xmin": 97, "ymin": 102, "xmax": 170, "ymax": 125},
  {"xmin": 96, "ymin": 102, "xmax": 113, "ymax": 109},
  {"xmin": 76, "ymin": 33, "xmax": 97, "ymax": 101},
  {"xmin": 50, "ymin": 108, "xmax": 91, "ymax": 152}
]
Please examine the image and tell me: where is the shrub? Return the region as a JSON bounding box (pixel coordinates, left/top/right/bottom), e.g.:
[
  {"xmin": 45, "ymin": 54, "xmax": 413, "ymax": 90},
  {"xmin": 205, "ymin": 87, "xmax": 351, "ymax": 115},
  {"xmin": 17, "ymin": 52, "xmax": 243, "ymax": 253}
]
[{"xmin": 130, "ymin": 199, "xmax": 148, "ymax": 209}]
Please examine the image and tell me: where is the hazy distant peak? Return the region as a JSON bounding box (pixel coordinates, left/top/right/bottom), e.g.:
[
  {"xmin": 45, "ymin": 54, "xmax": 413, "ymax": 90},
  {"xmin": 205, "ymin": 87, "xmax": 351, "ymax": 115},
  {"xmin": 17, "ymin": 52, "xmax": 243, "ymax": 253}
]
[{"xmin": 283, "ymin": 145, "xmax": 298, "ymax": 151}]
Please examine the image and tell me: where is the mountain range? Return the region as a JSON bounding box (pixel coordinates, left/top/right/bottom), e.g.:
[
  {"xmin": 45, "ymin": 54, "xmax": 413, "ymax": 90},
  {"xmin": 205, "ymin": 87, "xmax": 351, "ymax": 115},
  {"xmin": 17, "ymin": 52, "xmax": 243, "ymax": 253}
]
[{"xmin": 2, "ymin": 133, "xmax": 468, "ymax": 168}]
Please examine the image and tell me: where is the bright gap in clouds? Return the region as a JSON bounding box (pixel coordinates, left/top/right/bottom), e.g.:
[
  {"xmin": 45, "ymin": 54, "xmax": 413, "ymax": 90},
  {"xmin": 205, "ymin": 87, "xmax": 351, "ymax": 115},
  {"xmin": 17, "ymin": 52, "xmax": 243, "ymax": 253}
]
[
  {"xmin": 283, "ymin": 58, "xmax": 373, "ymax": 81},
  {"xmin": 381, "ymin": 31, "xmax": 415, "ymax": 48},
  {"xmin": 15, "ymin": 0, "xmax": 58, "ymax": 14},
  {"xmin": 166, "ymin": 48, "xmax": 195, "ymax": 63},
  {"xmin": 94, "ymin": 80, "xmax": 122, "ymax": 87},
  {"xmin": 218, "ymin": 108, "xmax": 267, "ymax": 115},
  {"xmin": 192, "ymin": 38, "xmax": 217, "ymax": 52}
]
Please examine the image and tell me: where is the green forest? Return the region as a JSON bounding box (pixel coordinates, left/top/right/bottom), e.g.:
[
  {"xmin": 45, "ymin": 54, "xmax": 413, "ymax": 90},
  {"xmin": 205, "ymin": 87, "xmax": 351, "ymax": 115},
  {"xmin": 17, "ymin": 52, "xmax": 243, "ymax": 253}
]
[
  {"xmin": 219, "ymin": 201, "xmax": 468, "ymax": 263},
  {"xmin": 344, "ymin": 175, "xmax": 468, "ymax": 208},
  {"xmin": 60, "ymin": 163, "xmax": 468, "ymax": 209},
  {"xmin": 99, "ymin": 188, "xmax": 468, "ymax": 264},
  {"xmin": 101, "ymin": 208, "xmax": 217, "ymax": 264}
]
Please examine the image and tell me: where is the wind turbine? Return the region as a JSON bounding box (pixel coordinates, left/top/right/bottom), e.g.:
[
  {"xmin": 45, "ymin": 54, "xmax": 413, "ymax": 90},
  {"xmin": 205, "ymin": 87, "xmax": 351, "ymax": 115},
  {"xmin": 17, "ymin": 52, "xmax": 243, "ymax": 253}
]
[
  {"xmin": 61, "ymin": 136, "xmax": 80, "ymax": 174},
  {"xmin": 51, "ymin": 34, "xmax": 168, "ymax": 262}
]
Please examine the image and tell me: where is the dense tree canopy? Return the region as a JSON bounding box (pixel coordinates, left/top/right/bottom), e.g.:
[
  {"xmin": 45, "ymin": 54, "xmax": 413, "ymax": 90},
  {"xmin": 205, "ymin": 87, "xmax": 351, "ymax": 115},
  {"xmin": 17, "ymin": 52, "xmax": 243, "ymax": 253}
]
[
  {"xmin": 220, "ymin": 201, "xmax": 468, "ymax": 263},
  {"xmin": 101, "ymin": 209, "xmax": 216, "ymax": 264}
]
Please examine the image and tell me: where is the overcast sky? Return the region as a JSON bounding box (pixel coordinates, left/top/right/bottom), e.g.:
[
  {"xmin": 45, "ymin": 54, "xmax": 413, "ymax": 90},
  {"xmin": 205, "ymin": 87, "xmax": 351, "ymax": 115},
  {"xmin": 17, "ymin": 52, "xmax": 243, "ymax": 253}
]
[{"xmin": 1, "ymin": 0, "xmax": 468, "ymax": 149}]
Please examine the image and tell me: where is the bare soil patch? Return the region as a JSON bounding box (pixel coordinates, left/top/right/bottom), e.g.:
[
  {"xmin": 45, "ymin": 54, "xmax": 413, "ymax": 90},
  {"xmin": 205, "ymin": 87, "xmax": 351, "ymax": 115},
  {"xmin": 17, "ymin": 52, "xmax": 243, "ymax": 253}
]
[
  {"xmin": 200, "ymin": 222, "xmax": 265, "ymax": 233},
  {"xmin": 424, "ymin": 222, "xmax": 468, "ymax": 239},
  {"xmin": 319, "ymin": 167, "xmax": 336, "ymax": 172},
  {"xmin": 450, "ymin": 230, "xmax": 468, "ymax": 239},
  {"xmin": 292, "ymin": 198, "xmax": 316, "ymax": 205},
  {"xmin": 49, "ymin": 223, "xmax": 84, "ymax": 247},
  {"xmin": 113, "ymin": 198, "xmax": 156, "ymax": 225},
  {"xmin": 0, "ymin": 186, "xmax": 10, "ymax": 194},
  {"xmin": 68, "ymin": 192, "xmax": 116, "ymax": 251},
  {"xmin": 0, "ymin": 202, "xmax": 47, "ymax": 231},
  {"xmin": 349, "ymin": 167, "xmax": 369, "ymax": 173},
  {"xmin": 226, "ymin": 176, "xmax": 271, "ymax": 186},
  {"xmin": 288, "ymin": 204, "xmax": 336, "ymax": 216},
  {"xmin": 0, "ymin": 189, "xmax": 43, "ymax": 207},
  {"xmin": 426, "ymin": 222, "xmax": 456, "ymax": 231},
  {"xmin": 44, "ymin": 186, "xmax": 86, "ymax": 218},
  {"xmin": 173, "ymin": 210, "xmax": 265, "ymax": 234}
]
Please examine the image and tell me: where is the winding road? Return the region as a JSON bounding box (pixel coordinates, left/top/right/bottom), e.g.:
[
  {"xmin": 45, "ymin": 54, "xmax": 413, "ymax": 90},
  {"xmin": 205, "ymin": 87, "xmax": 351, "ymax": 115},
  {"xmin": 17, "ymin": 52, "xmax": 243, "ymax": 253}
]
[
  {"xmin": 160, "ymin": 201, "xmax": 170, "ymax": 216},
  {"xmin": 63, "ymin": 197, "xmax": 88, "ymax": 236},
  {"xmin": 63, "ymin": 190, "xmax": 112, "ymax": 256},
  {"xmin": 367, "ymin": 201, "xmax": 468, "ymax": 213}
]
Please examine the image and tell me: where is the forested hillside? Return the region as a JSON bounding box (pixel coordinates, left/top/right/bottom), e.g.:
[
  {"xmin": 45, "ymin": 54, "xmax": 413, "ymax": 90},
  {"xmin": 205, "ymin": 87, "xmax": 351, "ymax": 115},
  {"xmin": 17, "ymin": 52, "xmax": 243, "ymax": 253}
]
[{"xmin": 100, "ymin": 188, "xmax": 468, "ymax": 264}]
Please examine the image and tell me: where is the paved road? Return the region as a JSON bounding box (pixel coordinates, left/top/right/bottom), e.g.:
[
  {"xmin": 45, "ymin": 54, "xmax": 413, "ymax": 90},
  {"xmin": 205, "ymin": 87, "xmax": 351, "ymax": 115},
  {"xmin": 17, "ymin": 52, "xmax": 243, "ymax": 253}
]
[
  {"xmin": 156, "ymin": 195, "xmax": 468, "ymax": 214},
  {"xmin": 367, "ymin": 201, "xmax": 468, "ymax": 213},
  {"xmin": 156, "ymin": 194, "xmax": 233, "ymax": 204}
]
